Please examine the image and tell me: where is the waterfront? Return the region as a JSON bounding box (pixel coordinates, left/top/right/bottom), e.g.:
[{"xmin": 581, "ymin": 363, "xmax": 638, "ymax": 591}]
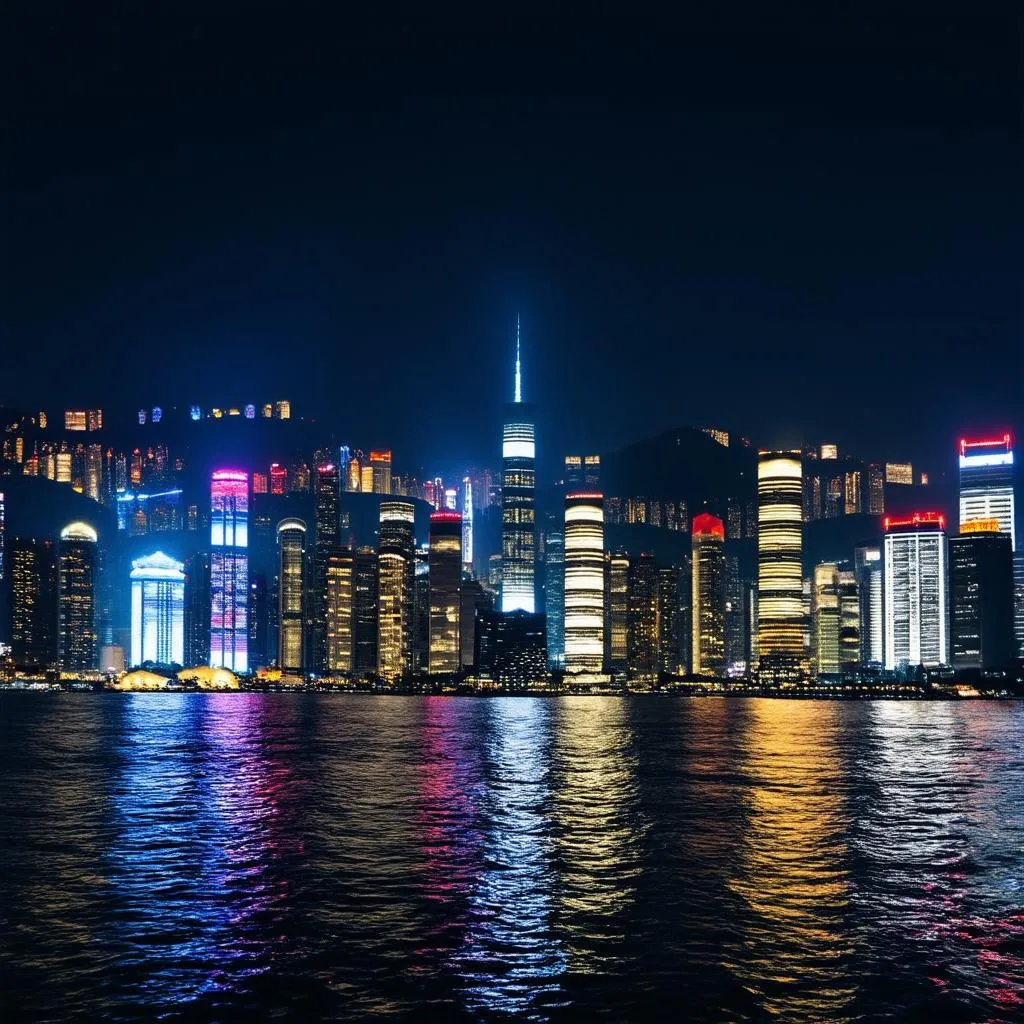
[{"xmin": 1, "ymin": 695, "xmax": 1021, "ymax": 1022}]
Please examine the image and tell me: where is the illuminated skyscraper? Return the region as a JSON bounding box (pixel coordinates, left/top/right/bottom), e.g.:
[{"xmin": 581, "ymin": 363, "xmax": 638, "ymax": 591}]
[
  {"xmin": 627, "ymin": 553, "xmax": 659, "ymax": 679},
  {"xmin": 461, "ymin": 477, "xmax": 474, "ymax": 572},
  {"xmin": 210, "ymin": 469, "xmax": 248, "ymax": 672},
  {"xmin": 277, "ymin": 518, "xmax": 307, "ymax": 673},
  {"xmin": 884, "ymin": 512, "xmax": 948, "ymax": 669},
  {"xmin": 658, "ymin": 565, "xmax": 681, "ymax": 675},
  {"xmin": 958, "ymin": 435, "xmax": 1015, "ymax": 550},
  {"xmin": 9, "ymin": 537, "xmax": 57, "ymax": 669},
  {"xmin": 757, "ymin": 451, "xmax": 804, "ymax": 668},
  {"xmin": 58, "ymin": 522, "xmax": 98, "ymax": 671},
  {"xmin": 838, "ymin": 569, "xmax": 861, "ymax": 671},
  {"xmin": 353, "ymin": 546, "xmax": 379, "ymax": 676},
  {"xmin": 501, "ymin": 317, "xmax": 536, "ymax": 613},
  {"xmin": 855, "ymin": 545, "xmax": 883, "ymax": 666},
  {"xmin": 377, "ymin": 501, "xmax": 415, "ymax": 681},
  {"xmin": 325, "ymin": 547, "xmax": 354, "ymax": 673},
  {"xmin": 544, "ymin": 532, "xmax": 565, "ymax": 669},
  {"xmin": 691, "ymin": 513, "xmax": 725, "ymax": 676},
  {"xmin": 312, "ymin": 463, "xmax": 340, "ymax": 672},
  {"xmin": 607, "ymin": 553, "xmax": 630, "ymax": 674},
  {"xmin": 811, "ymin": 563, "xmax": 840, "ymax": 678},
  {"xmin": 183, "ymin": 552, "xmax": 210, "ymax": 666},
  {"xmin": 867, "ymin": 464, "xmax": 885, "ymax": 515},
  {"xmin": 130, "ymin": 551, "xmax": 185, "ymax": 667},
  {"xmin": 563, "ymin": 493, "xmax": 604, "ymax": 674},
  {"xmin": 370, "ymin": 450, "xmax": 393, "ymax": 495},
  {"xmin": 950, "ymin": 522, "xmax": 1014, "ymax": 671},
  {"xmin": 428, "ymin": 511, "xmax": 462, "ymax": 674}
]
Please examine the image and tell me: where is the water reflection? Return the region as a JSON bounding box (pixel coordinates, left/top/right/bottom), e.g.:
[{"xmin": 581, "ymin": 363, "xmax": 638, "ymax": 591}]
[
  {"xmin": 457, "ymin": 698, "xmax": 566, "ymax": 1018},
  {"xmin": 726, "ymin": 700, "xmax": 855, "ymax": 1021},
  {"xmin": 550, "ymin": 698, "xmax": 642, "ymax": 972}
]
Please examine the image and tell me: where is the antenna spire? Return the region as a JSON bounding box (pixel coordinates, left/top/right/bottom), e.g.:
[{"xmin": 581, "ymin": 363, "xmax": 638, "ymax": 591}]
[{"xmin": 514, "ymin": 314, "xmax": 522, "ymax": 403}]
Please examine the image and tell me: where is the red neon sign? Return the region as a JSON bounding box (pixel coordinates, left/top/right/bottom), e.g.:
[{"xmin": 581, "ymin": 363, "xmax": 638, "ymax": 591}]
[
  {"xmin": 692, "ymin": 512, "xmax": 725, "ymax": 539},
  {"xmin": 884, "ymin": 512, "xmax": 945, "ymax": 531},
  {"xmin": 960, "ymin": 434, "xmax": 1011, "ymax": 456}
]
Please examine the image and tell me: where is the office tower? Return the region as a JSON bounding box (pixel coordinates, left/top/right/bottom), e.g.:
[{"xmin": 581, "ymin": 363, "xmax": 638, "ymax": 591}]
[
  {"xmin": 501, "ymin": 318, "xmax": 537, "ymax": 613},
  {"xmin": 811, "ymin": 563, "xmax": 841, "ymax": 678},
  {"xmin": 884, "ymin": 512, "xmax": 948, "ymax": 669},
  {"xmin": 377, "ymin": 501, "xmax": 415, "ymax": 681},
  {"xmin": 310, "ymin": 463, "xmax": 339, "ymax": 673},
  {"xmin": 275, "ymin": 400, "xmax": 291, "ymax": 419},
  {"xmin": 210, "ymin": 469, "xmax": 249, "ymax": 672},
  {"xmin": 474, "ymin": 609, "xmax": 547, "ymax": 686},
  {"xmin": 428, "ymin": 511, "xmax": 462, "ymax": 674},
  {"xmin": 9, "ymin": 538, "xmax": 57, "ymax": 669},
  {"xmin": 369, "ymin": 450, "xmax": 393, "ymax": 495},
  {"xmin": 183, "ymin": 551, "xmax": 211, "ymax": 666},
  {"xmin": 248, "ymin": 573, "xmax": 270, "ymax": 670},
  {"xmin": 338, "ymin": 446, "xmax": 352, "ymax": 491},
  {"xmin": 757, "ymin": 451, "xmax": 804, "ymax": 669},
  {"xmin": 658, "ymin": 565, "xmax": 680, "ymax": 675},
  {"xmin": 0, "ymin": 490, "xmax": 4, "ymax": 591},
  {"xmin": 461, "ymin": 477, "xmax": 474, "ymax": 572},
  {"xmin": 691, "ymin": 513, "xmax": 726, "ymax": 676},
  {"xmin": 563, "ymin": 493, "xmax": 605, "ymax": 674},
  {"xmin": 65, "ymin": 410, "xmax": 87, "ymax": 431},
  {"xmin": 606, "ymin": 553, "xmax": 630, "ymax": 674},
  {"xmin": 412, "ymin": 548, "xmax": 430, "ymax": 673},
  {"xmin": 838, "ymin": 569, "xmax": 860, "ymax": 671},
  {"xmin": 867, "ymin": 464, "xmax": 885, "ymax": 515},
  {"xmin": 1014, "ymin": 555, "xmax": 1024, "ymax": 659},
  {"xmin": 564, "ymin": 455, "xmax": 601, "ymax": 490},
  {"xmin": 57, "ymin": 522, "xmax": 98, "ymax": 671},
  {"xmin": 950, "ymin": 522, "xmax": 1014, "ymax": 671},
  {"xmin": 353, "ymin": 546, "xmax": 379, "ymax": 676},
  {"xmin": 958, "ymin": 435, "xmax": 1015, "ymax": 550},
  {"xmin": 130, "ymin": 552, "xmax": 185, "ymax": 666},
  {"xmin": 277, "ymin": 518, "xmax": 307, "ymax": 673},
  {"xmin": 85, "ymin": 444, "xmax": 103, "ymax": 502},
  {"xmin": 724, "ymin": 555, "xmax": 747, "ymax": 674},
  {"xmin": 820, "ymin": 443, "xmax": 838, "ymax": 460},
  {"xmin": 844, "ymin": 470, "xmax": 862, "ymax": 515},
  {"xmin": 270, "ymin": 463, "xmax": 287, "ymax": 495},
  {"xmin": 627, "ymin": 553, "xmax": 659, "ymax": 678},
  {"xmin": 543, "ymin": 532, "xmax": 565, "ymax": 669},
  {"xmin": 325, "ymin": 547, "xmax": 354, "ymax": 673},
  {"xmin": 360, "ymin": 464, "xmax": 374, "ymax": 493},
  {"xmin": 854, "ymin": 545, "xmax": 883, "ymax": 666}
]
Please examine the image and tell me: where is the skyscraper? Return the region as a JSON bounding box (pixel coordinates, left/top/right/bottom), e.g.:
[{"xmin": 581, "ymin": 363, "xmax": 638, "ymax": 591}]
[
  {"xmin": 130, "ymin": 551, "xmax": 185, "ymax": 667},
  {"xmin": 377, "ymin": 501, "xmax": 415, "ymax": 681},
  {"xmin": 370, "ymin": 450, "xmax": 393, "ymax": 495},
  {"xmin": 563, "ymin": 493, "xmax": 605, "ymax": 674},
  {"xmin": 428, "ymin": 511, "xmax": 462, "ymax": 674},
  {"xmin": 691, "ymin": 513, "xmax": 726, "ymax": 676},
  {"xmin": 958, "ymin": 435, "xmax": 1015, "ymax": 550},
  {"xmin": 607, "ymin": 552, "xmax": 630, "ymax": 675},
  {"xmin": 183, "ymin": 551, "xmax": 211, "ymax": 666},
  {"xmin": 501, "ymin": 317, "xmax": 536, "ymax": 613},
  {"xmin": 57, "ymin": 522, "xmax": 98, "ymax": 671},
  {"xmin": 949, "ymin": 521, "xmax": 1014, "ymax": 671},
  {"xmin": 884, "ymin": 512, "xmax": 949, "ymax": 670},
  {"xmin": 627, "ymin": 553, "xmax": 659, "ymax": 679},
  {"xmin": 325, "ymin": 547, "xmax": 354, "ymax": 673},
  {"xmin": 277, "ymin": 518, "xmax": 307, "ymax": 674},
  {"xmin": 312, "ymin": 462, "xmax": 339, "ymax": 672},
  {"xmin": 461, "ymin": 477, "xmax": 474, "ymax": 573},
  {"xmin": 544, "ymin": 532, "xmax": 565, "ymax": 669},
  {"xmin": 757, "ymin": 451, "xmax": 804, "ymax": 672},
  {"xmin": 855, "ymin": 545, "xmax": 884, "ymax": 666},
  {"xmin": 353, "ymin": 546, "xmax": 379, "ymax": 677},
  {"xmin": 811, "ymin": 563, "xmax": 840, "ymax": 678},
  {"xmin": 210, "ymin": 469, "xmax": 248, "ymax": 672},
  {"xmin": 838, "ymin": 569, "xmax": 861, "ymax": 672},
  {"xmin": 9, "ymin": 537, "xmax": 57, "ymax": 670},
  {"xmin": 658, "ymin": 565, "xmax": 681, "ymax": 675}
]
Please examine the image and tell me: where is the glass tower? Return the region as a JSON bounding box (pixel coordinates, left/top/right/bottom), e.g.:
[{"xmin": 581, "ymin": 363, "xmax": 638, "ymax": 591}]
[
  {"xmin": 58, "ymin": 522, "xmax": 98, "ymax": 671},
  {"xmin": 277, "ymin": 518, "xmax": 307, "ymax": 673},
  {"xmin": 210, "ymin": 469, "xmax": 249, "ymax": 672},
  {"xmin": 563, "ymin": 492, "xmax": 605, "ymax": 674},
  {"xmin": 691, "ymin": 513, "xmax": 725, "ymax": 676},
  {"xmin": 501, "ymin": 318, "xmax": 536, "ymax": 613},
  {"xmin": 428, "ymin": 511, "xmax": 462, "ymax": 674},
  {"xmin": 958, "ymin": 435, "xmax": 1015, "ymax": 551},
  {"xmin": 130, "ymin": 551, "xmax": 185, "ymax": 666}
]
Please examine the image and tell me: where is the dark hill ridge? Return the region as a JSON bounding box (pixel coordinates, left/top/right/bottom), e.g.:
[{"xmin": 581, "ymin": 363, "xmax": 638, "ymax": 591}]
[
  {"xmin": 601, "ymin": 426, "xmax": 756, "ymax": 515},
  {"xmin": 0, "ymin": 474, "xmax": 115, "ymax": 542}
]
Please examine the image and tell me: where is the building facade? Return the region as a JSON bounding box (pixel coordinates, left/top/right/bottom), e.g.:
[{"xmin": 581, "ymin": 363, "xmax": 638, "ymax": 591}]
[
  {"xmin": 325, "ymin": 547, "xmax": 354, "ymax": 674},
  {"xmin": 277, "ymin": 517, "xmax": 307, "ymax": 673},
  {"xmin": 130, "ymin": 551, "xmax": 185, "ymax": 667},
  {"xmin": 57, "ymin": 522, "xmax": 98, "ymax": 671},
  {"xmin": 210, "ymin": 469, "xmax": 249, "ymax": 672},
  {"xmin": 377, "ymin": 501, "xmax": 415, "ymax": 681},
  {"xmin": 691, "ymin": 513, "xmax": 725, "ymax": 676},
  {"xmin": 428, "ymin": 511, "xmax": 462, "ymax": 674},
  {"xmin": 958, "ymin": 435, "xmax": 1015, "ymax": 550},
  {"xmin": 884, "ymin": 513, "xmax": 948, "ymax": 669},
  {"xmin": 563, "ymin": 493, "xmax": 605, "ymax": 674}
]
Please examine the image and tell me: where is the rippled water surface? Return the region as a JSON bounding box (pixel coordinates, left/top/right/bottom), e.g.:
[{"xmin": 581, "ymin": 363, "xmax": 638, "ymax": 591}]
[{"xmin": 0, "ymin": 695, "xmax": 1021, "ymax": 1022}]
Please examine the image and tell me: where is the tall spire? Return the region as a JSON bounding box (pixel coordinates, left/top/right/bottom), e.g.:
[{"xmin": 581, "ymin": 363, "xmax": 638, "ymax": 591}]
[{"xmin": 514, "ymin": 314, "xmax": 522, "ymax": 403}]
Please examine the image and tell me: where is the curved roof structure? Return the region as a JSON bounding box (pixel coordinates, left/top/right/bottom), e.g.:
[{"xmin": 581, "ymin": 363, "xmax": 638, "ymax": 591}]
[{"xmin": 60, "ymin": 521, "xmax": 98, "ymax": 542}]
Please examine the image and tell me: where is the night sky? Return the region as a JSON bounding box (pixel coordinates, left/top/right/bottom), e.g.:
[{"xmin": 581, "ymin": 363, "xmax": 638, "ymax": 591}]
[{"xmin": 6, "ymin": 4, "xmax": 1021, "ymax": 472}]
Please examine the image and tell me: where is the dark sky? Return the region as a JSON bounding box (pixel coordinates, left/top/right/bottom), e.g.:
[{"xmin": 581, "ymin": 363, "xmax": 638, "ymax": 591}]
[{"xmin": 5, "ymin": 3, "xmax": 1022, "ymax": 473}]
